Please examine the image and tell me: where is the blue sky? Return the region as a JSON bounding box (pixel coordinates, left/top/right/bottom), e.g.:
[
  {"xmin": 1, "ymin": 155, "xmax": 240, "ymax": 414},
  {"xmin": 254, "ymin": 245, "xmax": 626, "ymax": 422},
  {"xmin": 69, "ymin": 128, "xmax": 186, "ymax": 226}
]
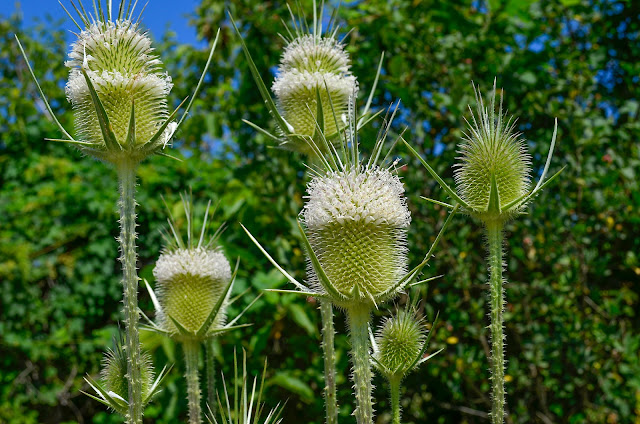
[{"xmin": 2, "ymin": 0, "xmax": 204, "ymax": 45}]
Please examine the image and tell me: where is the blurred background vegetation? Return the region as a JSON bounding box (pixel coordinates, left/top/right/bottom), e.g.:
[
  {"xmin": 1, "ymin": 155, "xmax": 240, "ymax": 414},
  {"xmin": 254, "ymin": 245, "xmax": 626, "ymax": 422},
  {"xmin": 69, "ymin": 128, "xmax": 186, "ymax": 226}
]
[{"xmin": 1, "ymin": 0, "xmax": 639, "ymax": 423}]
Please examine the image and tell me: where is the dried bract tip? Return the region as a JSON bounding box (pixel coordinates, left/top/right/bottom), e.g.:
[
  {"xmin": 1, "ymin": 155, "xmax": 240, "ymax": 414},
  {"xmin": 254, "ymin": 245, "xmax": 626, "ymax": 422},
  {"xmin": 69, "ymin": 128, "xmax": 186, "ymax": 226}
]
[{"xmin": 454, "ymin": 82, "xmax": 531, "ymax": 223}]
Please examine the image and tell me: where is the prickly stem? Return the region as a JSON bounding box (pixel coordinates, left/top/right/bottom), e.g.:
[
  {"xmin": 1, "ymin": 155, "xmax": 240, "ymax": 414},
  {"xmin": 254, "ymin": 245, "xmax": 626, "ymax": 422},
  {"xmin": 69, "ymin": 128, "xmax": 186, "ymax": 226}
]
[
  {"xmin": 184, "ymin": 340, "xmax": 202, "ymax": 424},
  {"xmin": 487, "ymin": 221, "xmax": 506, "ymax": 423},
  {"xmin": 116, "ymin": 159, "xmax": 143, "ymax": 424},
  {"xmin": 347, "ymin": 304, "xmax": 374, "ymax": 424},
  {"xmin": 320, "ymin": 301, "xmax": 338, "ymax": 424},
  {"xmin": 389, "ymin": 376, "xmax": 401, "ymax": 424}
]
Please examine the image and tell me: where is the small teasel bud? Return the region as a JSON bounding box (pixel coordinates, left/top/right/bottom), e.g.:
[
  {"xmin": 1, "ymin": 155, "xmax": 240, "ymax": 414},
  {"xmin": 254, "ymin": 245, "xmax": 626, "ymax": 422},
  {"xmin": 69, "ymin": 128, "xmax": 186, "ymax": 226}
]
[
  {"xmin": 453, "ymin": 81, "xmax": 531, "ymax": 223},
  {"xmin": 101, "ymin": 337, "xmax": 155, "ymax": 404},
  {"xmin": 373, "ymin": 309, "xmax": 426, "ymax": 379},
  {"xmin": 272, "ymin": 32, "xmax": 357, "ymax": 140},
  {"xmin": 64, "ymin": 8, "xmax": 175, "ymax": 163},
  {"xmin": 302, "ymin": 165, "xmax": 411, "ymax": 308}
]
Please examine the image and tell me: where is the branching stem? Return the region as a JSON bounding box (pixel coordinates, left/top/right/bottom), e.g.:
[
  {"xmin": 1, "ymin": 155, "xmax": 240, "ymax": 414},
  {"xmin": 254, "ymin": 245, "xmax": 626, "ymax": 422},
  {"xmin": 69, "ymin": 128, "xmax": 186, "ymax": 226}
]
[
  {"xmin": 320, "ymin": 301, "xmax": 338, "ymax": 424},
  {"xmin": 116, "ymin": 159, "xmax": 143, "ymax": 424},
  {"xmin": 347, "ymin": 304, "xmax": 373, "ymax": 424},
  {"xmin": 487, "ymin": 221, "xmax": 506, "ymax": 423}
]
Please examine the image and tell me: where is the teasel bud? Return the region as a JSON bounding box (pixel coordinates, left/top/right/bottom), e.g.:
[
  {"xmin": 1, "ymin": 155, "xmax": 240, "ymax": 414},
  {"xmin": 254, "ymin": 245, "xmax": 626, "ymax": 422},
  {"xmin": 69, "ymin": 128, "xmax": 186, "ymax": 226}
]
[
  {"xmin": 272, "ymin": 34, "xmax": 357, "ymax": 139},
  {"xmin": 82, "ymin": 334, "xmax": 170, "ymax": 416}
]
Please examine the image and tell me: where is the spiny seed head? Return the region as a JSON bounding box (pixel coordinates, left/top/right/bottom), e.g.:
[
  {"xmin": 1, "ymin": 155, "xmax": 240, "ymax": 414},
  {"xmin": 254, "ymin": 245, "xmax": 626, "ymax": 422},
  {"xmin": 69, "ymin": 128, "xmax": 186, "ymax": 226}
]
[
  {"xmin": 65, "ymin": 18, "xmax": 174, "ymax": 163},
  {"xmin": 373, "ymin": 310, "xmax": 426, "ymax": 379},
  {"xmin": 153, "ymin": 247, "xmax": 231, "ymax": 341},
  {"xmin": 100, "ymin": 337, "xmax": 154, "ymax": 407},
  {"xmin": 454, "ymin": 82, "xmax": 531, "ymax": 223},
  {"xmin": 302, "ymin": 165, "xmax": 410, "ymax": 308},
  {"xmin": 272, "ymin": 34, "xmax": 357, "ymax": 140}
]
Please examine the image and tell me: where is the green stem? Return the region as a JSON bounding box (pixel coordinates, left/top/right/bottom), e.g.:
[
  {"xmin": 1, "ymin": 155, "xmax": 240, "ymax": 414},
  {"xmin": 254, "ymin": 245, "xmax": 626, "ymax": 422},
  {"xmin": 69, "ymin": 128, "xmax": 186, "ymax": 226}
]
[
  {"xmin": 389, "ymin": 376, "xmax": 401, "ymax": 424},
  {"xmin": 205, "ymin": 339, "xmax": 216, "ymax": 414},
  {"xmin": 347, "ymin": 305, "xmax": 373, "ymax": 424},
  {"xmin": 116, "ymin": 159, "xmax": 143, "ymax": 424},
  {"xmin": 184, "ymin": 340, "xmax": 202, "ymax": 424},
  {"xmin": 487, "ymin": 221, "xmax": 506, "ymax": 423},
  {"xmin": 320, "ymin": 301, "xmax": 338, "ymax": 424}
]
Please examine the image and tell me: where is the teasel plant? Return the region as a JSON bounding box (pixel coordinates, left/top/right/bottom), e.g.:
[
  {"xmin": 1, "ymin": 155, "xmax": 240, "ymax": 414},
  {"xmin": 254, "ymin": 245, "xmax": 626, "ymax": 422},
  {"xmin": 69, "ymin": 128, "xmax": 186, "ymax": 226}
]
[
  {"xmin": 142, "ymin": 194, "xmax": 259, "ymax": 424},
  {"xmin": 370, "ymin": 299, "xmax": 442, "ymax": 424},
  {"xmin": 231, "ymin": 4, "xmax": 385, "ymax": 423},
  {"xmin": 206, "ymin": 350, "xmax": 285, "ymax": 424},
  {"xmin": 243, "ymin": 103, "xmax": 458, "ymax": 424},
  {"xmin": 16, "ymin": 1, "xmax": 219, "ymax": 422},
  {"xmin": 82, "ymin": 333, "xmax": 171, "ymax": 416},
  {"xmin": 404, "ymin": 80, "xmax": 564, "ymax": 423}
]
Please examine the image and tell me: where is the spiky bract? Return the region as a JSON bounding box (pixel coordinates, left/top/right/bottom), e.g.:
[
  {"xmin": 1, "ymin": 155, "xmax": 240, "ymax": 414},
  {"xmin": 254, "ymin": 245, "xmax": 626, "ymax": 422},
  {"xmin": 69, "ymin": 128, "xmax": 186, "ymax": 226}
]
[
  {"xmin": 65, "ymin": 19, "xmax": 174, "ymax": 163},
  {"xmin": 454, "ymin": 83, "xmax": 531, "ymax": 223},
  {"xmin": 373, "ymin": 310, "xmax": 426, "ymax": 379},
  {"xmin": 302, "ymin": 165, "xmax": 410, "ymax": 307},
  {"xmin": 272, "ymin": 34, "xmax": 357, "ymax": 140},
  {"xmin": 153, "ymin": 248, "xmax": 231, "ymax": 340}
]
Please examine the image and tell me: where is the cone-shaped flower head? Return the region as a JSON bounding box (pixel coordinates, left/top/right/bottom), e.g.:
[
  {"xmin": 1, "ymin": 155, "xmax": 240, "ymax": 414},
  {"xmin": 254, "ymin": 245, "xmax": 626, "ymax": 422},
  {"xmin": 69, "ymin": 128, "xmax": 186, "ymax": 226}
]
[
  {"xmin": 454, "ymin": 81, "xmax": 531, "ymax": 223},
  {"xmin": 64, "ymin": 4, "xmax": 175, "ymax": 163},
  {"xmin": 151, "ymin": 196, "xmax": 232, "ymax": 342},
  {"xmin": 303, "ymin": 165, "xmax": 410, "ymax": 307},
  {"xmin": 372, "ymin": 309, "xmax": 427, "ymax": 379},
  {"xmin": 272, "ymin": 26, "xmax": 357, "ymax": 142}
]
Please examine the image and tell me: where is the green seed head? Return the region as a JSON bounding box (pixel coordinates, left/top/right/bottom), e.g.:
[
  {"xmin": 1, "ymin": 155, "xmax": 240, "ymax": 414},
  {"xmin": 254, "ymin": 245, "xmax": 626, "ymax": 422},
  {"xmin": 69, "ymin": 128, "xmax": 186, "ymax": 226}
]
[
  {"xmin": 373, "ymin": 309, "xmax": 426, "ymax": 379},
  {"xmin": 154, "ymin": 247, "xmax": 231, "ymax": 341},
  {"xmin": 65, "ymin": 17, "xmax": 174, "ymax": 163},
  {"xmin": 302, "ymin": 165, "xmax": 410, "ymax": 308},
  {"xmin": 272, "ymin": 34, "xmax": 357, "ymax": 142},
  {"xmin": 454, "ymin": 82, "xmax": 531, "ymax": 223},
  {"xmin": 100, "ymin": 337, "xmax": 154, "ymax": 407}
]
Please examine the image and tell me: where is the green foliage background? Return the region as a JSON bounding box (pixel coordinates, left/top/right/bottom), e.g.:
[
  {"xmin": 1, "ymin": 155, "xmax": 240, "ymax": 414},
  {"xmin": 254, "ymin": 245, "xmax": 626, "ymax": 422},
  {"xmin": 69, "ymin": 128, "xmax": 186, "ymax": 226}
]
[{"xmin": 1, "ymin": 0, "xmax": 639, "ymax": 423}]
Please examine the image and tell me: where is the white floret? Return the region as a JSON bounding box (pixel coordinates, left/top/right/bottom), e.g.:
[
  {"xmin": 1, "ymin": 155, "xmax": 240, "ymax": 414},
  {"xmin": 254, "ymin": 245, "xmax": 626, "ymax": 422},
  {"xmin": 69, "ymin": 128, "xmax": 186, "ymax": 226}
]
[
  {"xmin": 153, "ymin": 248, "xmax": 232, "ymax": 284},
  {"xmin": 272, "ymin": 69, "xmax": 357, "ymax": 100},
  {"xmin": 280, "ymin": 35, "xmax": 351, "ymax": 74},
  {"xmin": 303, "ymin": 166, "xmax": 411, "ymax": 229}
]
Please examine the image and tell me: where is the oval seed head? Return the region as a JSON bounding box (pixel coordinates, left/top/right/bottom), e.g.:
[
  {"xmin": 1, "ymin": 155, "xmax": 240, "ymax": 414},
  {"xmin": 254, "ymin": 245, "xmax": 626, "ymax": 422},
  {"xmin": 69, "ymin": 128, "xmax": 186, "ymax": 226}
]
[
  {"xmin": 454, "ymin": 82, "xmax": 531, "ymax": 223},
  {"xmin": 373, "ymin": 310, "xmax": 426, "ymax": 379},
  {"xmin": 272, "ymin": 34, "xmax": 357, "ymax": 141},
  {"xmin": 101, "ymin": 338, "xmax": 155, "ymax": 408},
  {"xmin": 65, "ymin": 18, "xmax": 174, "ymax": 163},
  {"xmin": 153, "ymin": 247, "xmax": 232, "ymax": 341},
  {"xmin": 302, "ymin": 165, "xmax": 410, "ymax": 308}
]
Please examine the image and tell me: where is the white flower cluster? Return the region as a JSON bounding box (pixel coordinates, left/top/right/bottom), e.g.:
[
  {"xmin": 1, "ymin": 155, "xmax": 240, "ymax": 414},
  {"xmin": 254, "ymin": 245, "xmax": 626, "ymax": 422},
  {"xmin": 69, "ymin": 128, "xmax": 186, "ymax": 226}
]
[
  {"xmin": 153, "ymin": 247, "xmax": 232, "ymax": 285},
  {"xmin": 303, "ymin": 166, "xmax": 411, "ymax": 229},
  {"xmin": 280, "ymin": 35, "xmax": 351, "ymax": 74}
]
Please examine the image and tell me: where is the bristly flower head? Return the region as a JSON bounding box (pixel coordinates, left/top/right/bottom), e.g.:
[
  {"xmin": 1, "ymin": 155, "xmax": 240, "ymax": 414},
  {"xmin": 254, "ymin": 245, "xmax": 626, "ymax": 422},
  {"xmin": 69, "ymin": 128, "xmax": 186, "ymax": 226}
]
[
  {"xmin": 244, "ymin": 105, "xmax": 457, "ymax": 311},
  {"xmin": 404, "ymin": 79, "xmax": 562, "ymax": 225},
  {"xmin": 453, "ymin": 80, "xmax": 531, "ymax": 223},
  {"xmin": 82, "ymin": 333, "xmax": 170, "ymax": 415},
  {"xmin": 62, "ymin": 1, "xmax": 175, "ymax": 163},
  {"xmin": 272, "ymin": 31, "xmax": 357, "ymax": 140},
  {"xmin": 16, "ymin": 0, "xmax": 220, "ymax": 165},
  {"xmin": 145, "ymin": 194, "xmax": 254, "ymax": 343},
  {"xmin": 371, "ymin": 306, "xmax": 442, "ymax": 381}
]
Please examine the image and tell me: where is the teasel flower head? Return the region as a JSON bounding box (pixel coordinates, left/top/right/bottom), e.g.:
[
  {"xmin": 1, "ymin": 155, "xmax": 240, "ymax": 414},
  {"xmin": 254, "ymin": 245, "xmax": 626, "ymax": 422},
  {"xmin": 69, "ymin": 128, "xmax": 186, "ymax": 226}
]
[
  {"xmin": 82, "ymin": 333, "xmax": 170, "ymax": 415},
  {"xmin": 371, "ymin": 306, "xmax": 441, "ymax": 381},
  {"xmin": 243, "ymin": 104, "xmax": 458, "ymax": 310},
  {"xmin": 404, "ymin": 79, "xmax": 564, "ymax": 224},
  {"xmin": 16, "ymin": 0, "xmax": 220, "ymax": 165},
  {"xmin": 145, "ymin": 194, "xmax": 255, "ymax": 343},
  {"xmin": 231, "ymin": 1, "xmax": 385, "ymax": 158}
]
